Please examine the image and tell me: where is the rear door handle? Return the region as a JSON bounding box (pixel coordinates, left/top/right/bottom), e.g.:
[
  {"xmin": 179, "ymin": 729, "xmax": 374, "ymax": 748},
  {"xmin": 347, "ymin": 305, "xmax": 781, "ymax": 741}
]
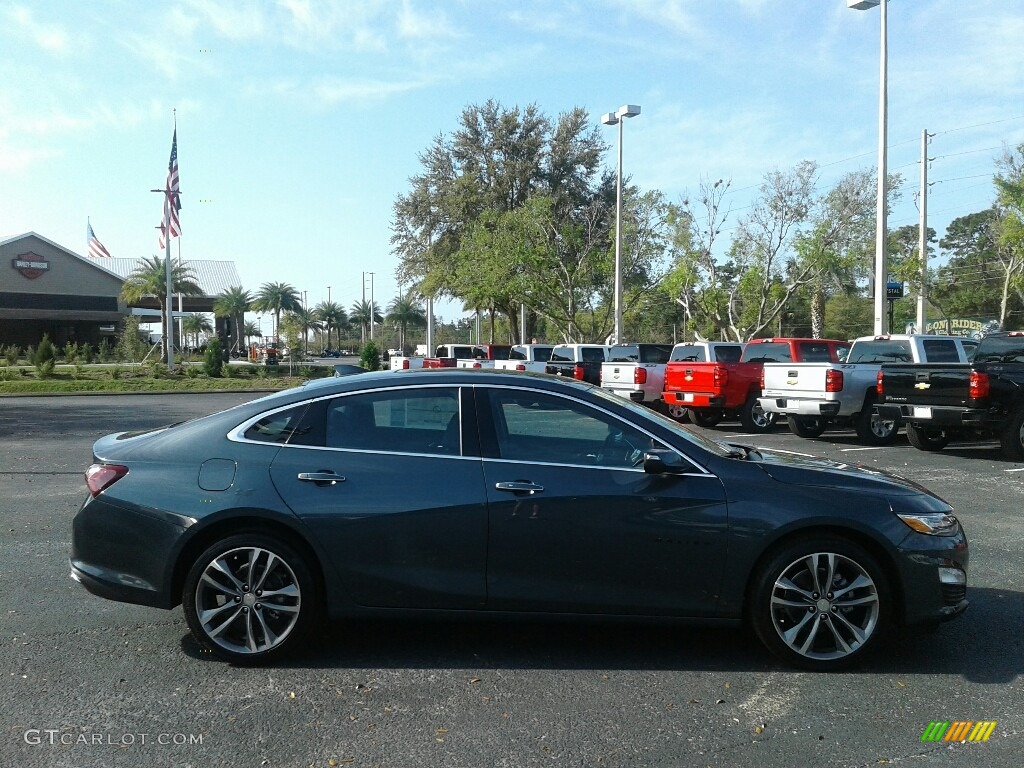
[
  {"xmin": 297, "ymin": 471, "xmax": 346, "ymax": 486},
  {"xmin": 495, "ymin": 481, "xmax": 544, "ymax": 495}
]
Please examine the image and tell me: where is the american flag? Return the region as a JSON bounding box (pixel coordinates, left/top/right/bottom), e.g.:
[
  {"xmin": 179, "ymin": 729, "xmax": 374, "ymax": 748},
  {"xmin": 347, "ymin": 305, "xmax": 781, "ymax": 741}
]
[
  {"xmin": 158, "ymin": 128, "xmax": 181, "ymax": 249},
  {"xmin": 87, "ymin": 221, "xmax": 111, "ymax": 258}
]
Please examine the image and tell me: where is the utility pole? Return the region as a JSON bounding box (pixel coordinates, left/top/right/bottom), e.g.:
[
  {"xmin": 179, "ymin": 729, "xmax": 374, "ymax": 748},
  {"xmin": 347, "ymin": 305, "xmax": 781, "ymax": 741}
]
[{"xmin": 917, "ymin": 129, "xmax": 933, "ymax": 333}]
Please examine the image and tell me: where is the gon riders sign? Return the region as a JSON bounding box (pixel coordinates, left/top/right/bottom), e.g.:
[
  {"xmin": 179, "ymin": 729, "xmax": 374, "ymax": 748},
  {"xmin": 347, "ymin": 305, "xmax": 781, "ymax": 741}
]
[{"xmin": 12, "ymin": 252, "xmax": 50, "ymax": 279}]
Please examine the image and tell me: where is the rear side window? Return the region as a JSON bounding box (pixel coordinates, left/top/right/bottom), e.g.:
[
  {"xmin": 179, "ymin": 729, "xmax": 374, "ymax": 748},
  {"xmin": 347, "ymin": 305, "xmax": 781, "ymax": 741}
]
[
  {"xmin": 797, "ymin": 342, "xmax": 835, "ymax": 363},
  {"xmin": 638, "ymin": 344, "xmax": 673, "ymax": 363},
  {"xmin": 714, "ymin": 345, "xmax": 743, "ymax": 363},
  {"xmin": 326, "ymin": 389, "xmax": 461, "ymax": 455},
  {"xmin": 243, "ymin": 403, "xmax": 324, "ymax": 446},
  {"xmin": 550, "ymin": 347, "xmax": 574, "ymax": 362},
  {"xmin": 921, "ymin": 339, "xmax": 961, "ymax": 363},
  {"xmin": 581, "ymin": 347, "xmax": 606, "ymax": 362},
  {"xmin": 742, "ymin": 342, "xmax": 793, "ymax": 363}
]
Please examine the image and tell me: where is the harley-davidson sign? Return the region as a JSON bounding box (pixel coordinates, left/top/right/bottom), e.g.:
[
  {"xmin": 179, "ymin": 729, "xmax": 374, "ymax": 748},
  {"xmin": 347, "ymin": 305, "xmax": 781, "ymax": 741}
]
[{"xmin": 12, "ymin": 252, "xmax": 49, "ymax": 279}]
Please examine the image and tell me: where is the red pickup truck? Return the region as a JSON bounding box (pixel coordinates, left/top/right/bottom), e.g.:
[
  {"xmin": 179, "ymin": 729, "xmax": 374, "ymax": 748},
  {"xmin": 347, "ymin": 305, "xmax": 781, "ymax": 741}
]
[{"xmin": 662, "ymin": 337, "xmax": 850, "ymax": 432}]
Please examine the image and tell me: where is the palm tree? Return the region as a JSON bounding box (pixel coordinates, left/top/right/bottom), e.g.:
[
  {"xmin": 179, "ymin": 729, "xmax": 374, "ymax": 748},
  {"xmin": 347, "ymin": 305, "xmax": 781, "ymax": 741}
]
[
  {"xmin": 287, "ymin": 306, "xmax": 323, "ymax": 355},
  {"xmin": 314, "ymin": 301, "xmax": 348, "ymax": 351},
  {"xmin": 213, "ymin": 286, "xmax": 252, "ymax": 355},
  {"xmin": 120, "ymin": 256, "xmax": 202, "ymax": 362},
  {"xmin": 252, "ymin": 282, "xmax": 301, "ymax": 342},
  {"xmin": 350, "ymin": 299, "xmax": 383, "ymax": 344},
  {"xmin": 242, "ymin": 320, "xmax": 261, "ymax": 355},
  {"xmin": 181, "ymin": 313, "xmax": 213, "ymax": 352},
  {"xmin": 386, "ymin": 292, "xmax": 427, "ymax": 352}
]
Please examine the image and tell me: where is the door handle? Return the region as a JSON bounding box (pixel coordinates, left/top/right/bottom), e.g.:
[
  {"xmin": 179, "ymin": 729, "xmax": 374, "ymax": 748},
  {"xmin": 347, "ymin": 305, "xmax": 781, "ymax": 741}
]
[
  {"xmin": 494, "ymin": 481, "xmax": 544, "ymax": 495},
  {"xmin": 297, "ymin": 471, "xmax": 346, "ymax": 486}
]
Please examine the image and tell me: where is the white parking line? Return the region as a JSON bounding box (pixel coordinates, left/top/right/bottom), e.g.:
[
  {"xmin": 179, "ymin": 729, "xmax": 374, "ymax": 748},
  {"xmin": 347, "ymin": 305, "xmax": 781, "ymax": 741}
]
[
  {"xmin": 1004, "ymin": 467, "xmax": 1024, "ymax": 473},
  {"xmin": 840, "ymin": 446, "xmax": 887, "ymax": 452}
]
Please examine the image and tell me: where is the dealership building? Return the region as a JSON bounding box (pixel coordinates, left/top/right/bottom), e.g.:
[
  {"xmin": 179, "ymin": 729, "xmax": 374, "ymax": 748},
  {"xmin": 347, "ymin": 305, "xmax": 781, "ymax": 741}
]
[{"xmin": 1, "ymin": 232, "xmax": 242, "ymax": 349}]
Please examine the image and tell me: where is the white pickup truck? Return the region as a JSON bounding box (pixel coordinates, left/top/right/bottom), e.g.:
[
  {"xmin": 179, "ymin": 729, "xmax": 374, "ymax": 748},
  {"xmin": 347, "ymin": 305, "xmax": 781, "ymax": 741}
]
[
  {"xmin": 758, "ymin": 334, "xmax": 975, "ymax": 444},
  {"xmin": 600, "ymin": 343, "xmax": 675, "ymax": 410},
  {"xmin": 492, "ymin": 343, "xmax": 555, "ymax": 373}
]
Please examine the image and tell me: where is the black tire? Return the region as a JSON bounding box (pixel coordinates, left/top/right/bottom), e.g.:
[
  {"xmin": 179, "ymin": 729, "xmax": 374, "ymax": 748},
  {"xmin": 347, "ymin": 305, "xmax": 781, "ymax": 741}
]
[
  {"xmin": 663, "ymin": 402, "xmax": 691, "ymax": 423},
  {"xmin": 689, "ymin": 408, "xmax": 724, "ymax": 428},
  {"xmin": 749, "ymin": 536, "xmax": 891, "ymax": 671},
  {"xmin": 854, "ymin": 399, "xmax": 899, "ymax": 446},
  {"xmin": 788, "ymin": 416, "xmax": 827, "ymax": 439},
  {"xmin": 999, "ymin": 407, "xmax": 1024, "ymax": 461},
  {"xmin": 905, "ymin": 422, "xmax": 949, "ymax": 452},
  {"xmin": 183, "ymin": 533, "xmax": 319, "ymax": 664},
  {"xmin": 740, "ymin": 394, "xmax": 776, "ymax": 433}
]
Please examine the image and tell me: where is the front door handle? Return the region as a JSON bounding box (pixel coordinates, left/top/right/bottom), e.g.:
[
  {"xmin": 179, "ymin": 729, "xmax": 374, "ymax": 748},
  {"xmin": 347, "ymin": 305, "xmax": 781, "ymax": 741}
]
[
  {"xmin": 297, "ymin": 471, "xmax": 346, "ymax": 486},
  {"xmin": 495, "ymin": 481, "xmax": 544, "ymax": 495}
]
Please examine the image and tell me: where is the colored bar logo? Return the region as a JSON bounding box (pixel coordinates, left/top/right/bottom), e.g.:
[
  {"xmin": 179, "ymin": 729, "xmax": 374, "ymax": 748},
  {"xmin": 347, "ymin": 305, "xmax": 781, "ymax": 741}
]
[{"xmin": 921, "ymin": 721, "xmax": 997, "ymax": 742}]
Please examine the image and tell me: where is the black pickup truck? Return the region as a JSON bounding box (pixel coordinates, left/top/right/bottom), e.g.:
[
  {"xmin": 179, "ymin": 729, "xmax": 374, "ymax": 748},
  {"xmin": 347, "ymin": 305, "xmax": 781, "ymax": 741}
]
[{"xmin": 875, "ymin": 331, "xmax": 1024, "ymax": 458}]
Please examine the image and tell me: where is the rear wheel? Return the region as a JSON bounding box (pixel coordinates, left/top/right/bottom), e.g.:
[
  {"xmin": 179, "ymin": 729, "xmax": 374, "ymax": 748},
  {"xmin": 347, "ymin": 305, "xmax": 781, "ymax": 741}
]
[
  {"xmin": 688, "ymin": 408, "xmax": 723, "ymax": 428},
  {"xmin": 788, "ymin": 416, "xmax": 827, "ymax": 439},
  {"xmin": 749, "ymin": 537, "xmax": 890, "ymax": 671},
  {"xmin": 664, "ymin": 402, "xmax": 691, "ymax": 423},
  {"xmin": 999, "ymin": 407, "xmax": 1024, "ymax": 460},
  {"xmin": 183, "ymin": 533, "xmax": 319, "ymax": 664},
  {"xmin": 740, "ymin": 395, "xmax": 776, "ymax": 433},
  {"xmin": 905, "ymin": 422, "xmax": 949, "ymax": 452},
  {"xmin": 855, "ymin": 399, "xmax": 899, "ymax": 446}
]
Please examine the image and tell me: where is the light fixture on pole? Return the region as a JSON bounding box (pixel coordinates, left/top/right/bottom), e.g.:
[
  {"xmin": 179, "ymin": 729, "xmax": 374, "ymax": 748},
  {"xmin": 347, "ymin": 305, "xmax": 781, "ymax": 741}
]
[
  {"xmin": 849, "ymin": 0, "xmax": 888, "ymax": 335},
  {"xmin": 601, "ymin": 104, "xmax": 641, "ymax": 345}
]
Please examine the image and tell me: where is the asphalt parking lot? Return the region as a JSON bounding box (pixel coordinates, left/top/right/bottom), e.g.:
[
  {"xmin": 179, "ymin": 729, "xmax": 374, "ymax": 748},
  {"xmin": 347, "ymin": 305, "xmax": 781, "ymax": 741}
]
[{"xmin": 1, "ymin": 392, "xmax": 1022, "ymax": 768}]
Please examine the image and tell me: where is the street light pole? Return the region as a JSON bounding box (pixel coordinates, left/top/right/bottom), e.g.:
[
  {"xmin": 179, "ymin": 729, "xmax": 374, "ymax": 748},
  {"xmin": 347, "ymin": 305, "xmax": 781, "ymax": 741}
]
[
  {"xmin": 849, "ymin": 0, "xmax": 888, "ymax": 335},
  {"xmin": 601, "ymin": 104, "xmax": 641, "ymax": 345}
]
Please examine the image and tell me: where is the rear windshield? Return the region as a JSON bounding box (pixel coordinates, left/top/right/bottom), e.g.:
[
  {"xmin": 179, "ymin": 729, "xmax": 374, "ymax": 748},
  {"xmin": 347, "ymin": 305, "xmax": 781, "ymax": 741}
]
[
  {"xmin": 847, "ymin": 340, "xmax": 913, "ymax": 363},
  {"xmin": 509, "ymin": 345, "xmax": 554, "ymax": 361},
  {"xmin": 550, "ymin": 347, "xmax": 575, "ymax": 362},
  {"xmin": 974, "ymin": 335, "xmax": 1024, "ymax": 364},
  {"xmin": 741, "ymin": 342, "xmax": 795, "ymax": 363},
  {"xmin": 608, "ymin": 344, "xmax": 673, "ymax": 363},
  {"xmin": 670, "ymin": 344, "xmax": 706, "ymax": 362}
]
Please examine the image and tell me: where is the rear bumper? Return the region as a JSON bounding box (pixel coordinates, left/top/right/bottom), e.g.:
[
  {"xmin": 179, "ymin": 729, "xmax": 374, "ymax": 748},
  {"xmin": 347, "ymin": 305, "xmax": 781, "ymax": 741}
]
[
  {"xmin": 663, "ymin": 391, "xmax": 725, "ymax": 408},
  {"xmin": 876, "ymin": 403, "xmax": 986, "ymax": 426},
  {"xmin": 759, "ymin": 396, "xmax": 841, "ymax": 417}
]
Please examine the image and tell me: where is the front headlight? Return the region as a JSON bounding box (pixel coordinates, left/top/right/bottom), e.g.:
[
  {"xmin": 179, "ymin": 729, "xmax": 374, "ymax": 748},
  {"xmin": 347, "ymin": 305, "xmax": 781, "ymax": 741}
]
[{"xmin": 896, "ymin": 511, "xmax": 960, "ymax": 536}]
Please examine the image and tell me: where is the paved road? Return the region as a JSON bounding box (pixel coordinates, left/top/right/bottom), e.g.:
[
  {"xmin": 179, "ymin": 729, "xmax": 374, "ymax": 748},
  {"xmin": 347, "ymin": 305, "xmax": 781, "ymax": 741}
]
[{"xmin": 1, "ymin": 394, "xmax": 1021, "ymax": 767}]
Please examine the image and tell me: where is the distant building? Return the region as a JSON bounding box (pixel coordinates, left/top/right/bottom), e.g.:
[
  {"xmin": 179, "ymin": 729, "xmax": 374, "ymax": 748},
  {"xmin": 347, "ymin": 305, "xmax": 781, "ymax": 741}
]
[{"xmin": 1, "ymin": 232, "xmax": 242, "ymax": 349}]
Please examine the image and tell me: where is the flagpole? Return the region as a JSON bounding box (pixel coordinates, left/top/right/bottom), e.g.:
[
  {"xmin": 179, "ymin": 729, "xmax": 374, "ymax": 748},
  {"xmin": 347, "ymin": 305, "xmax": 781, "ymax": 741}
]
[
  {"xmin": 177, "ymin": 238, "xmax": 184, "ymax": 354},
  {"xmin": 164, "ymin": 110, "xmax": 176, "ymax": 369}
]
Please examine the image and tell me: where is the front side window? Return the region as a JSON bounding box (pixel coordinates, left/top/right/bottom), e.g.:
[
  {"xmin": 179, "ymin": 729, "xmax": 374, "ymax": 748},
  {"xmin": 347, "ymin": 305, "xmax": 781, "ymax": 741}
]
[
  {"xmin": 482, "ymin": 388, "xmax": 661, "ymax": 469},
  {"xmin": 326, "ymin": 388, "xmax": 461, "ymax": 455}
]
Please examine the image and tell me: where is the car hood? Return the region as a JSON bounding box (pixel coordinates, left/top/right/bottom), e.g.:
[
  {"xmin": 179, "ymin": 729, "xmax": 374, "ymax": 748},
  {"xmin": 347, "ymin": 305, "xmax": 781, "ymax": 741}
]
[{"xmin": 748, "ymin": 447, "xmax": 938, "ymax": 497}]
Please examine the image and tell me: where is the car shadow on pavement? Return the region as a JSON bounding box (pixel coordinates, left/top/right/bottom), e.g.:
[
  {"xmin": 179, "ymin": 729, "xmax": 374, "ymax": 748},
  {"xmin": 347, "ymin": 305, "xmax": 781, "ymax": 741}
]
[{"xmin": 178, "ymin": 588, "xmax": 1022, "ymax": 679}]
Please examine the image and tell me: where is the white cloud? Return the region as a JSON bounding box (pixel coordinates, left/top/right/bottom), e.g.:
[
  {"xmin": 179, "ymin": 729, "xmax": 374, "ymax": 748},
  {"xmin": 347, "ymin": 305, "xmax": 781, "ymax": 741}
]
[
  {"xmin": 6, "ymin": 6, "xmax": 70, "ymax": 55},
  {"xmin": 396, "ymin": 0, "xmax": 456, "ymax": 40}
]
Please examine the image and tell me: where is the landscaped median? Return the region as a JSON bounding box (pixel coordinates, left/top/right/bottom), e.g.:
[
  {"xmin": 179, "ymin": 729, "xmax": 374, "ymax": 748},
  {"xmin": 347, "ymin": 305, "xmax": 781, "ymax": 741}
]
[{"xmin": 0, "ymin": 363, "xmax": 333, "ymax": 395}]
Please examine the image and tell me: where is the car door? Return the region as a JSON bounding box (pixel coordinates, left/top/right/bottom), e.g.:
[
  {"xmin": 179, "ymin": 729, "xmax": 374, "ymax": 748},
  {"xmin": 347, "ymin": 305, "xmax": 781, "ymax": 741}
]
[
  {"xmin": 475, "ymin": 385, "xmax": 729, "ymax": 617},
  {"xmin": 267, "ymin": 385, "xmax": 488, "ymax": 610}
]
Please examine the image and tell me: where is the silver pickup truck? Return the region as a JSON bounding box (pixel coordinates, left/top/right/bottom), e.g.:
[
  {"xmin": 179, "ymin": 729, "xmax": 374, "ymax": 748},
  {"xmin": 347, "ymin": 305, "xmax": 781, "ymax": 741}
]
[{"xmin": 758, "ymin": 334, "xmax": 976, "ymax": 444}]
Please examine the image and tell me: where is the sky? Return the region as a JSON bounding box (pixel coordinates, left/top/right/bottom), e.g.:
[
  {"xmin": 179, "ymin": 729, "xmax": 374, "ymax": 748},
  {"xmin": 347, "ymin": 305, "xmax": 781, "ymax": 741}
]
[{"xmin": 2, "ymin": 0, "xmax": 1023, "ymax": 334}]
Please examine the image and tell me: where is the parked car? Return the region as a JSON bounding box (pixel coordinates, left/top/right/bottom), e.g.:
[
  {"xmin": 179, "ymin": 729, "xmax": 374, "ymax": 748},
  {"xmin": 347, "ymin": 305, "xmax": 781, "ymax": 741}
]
[{"xmin": 71, "ymin": 370, "xmax": 968, "ymax": 671}]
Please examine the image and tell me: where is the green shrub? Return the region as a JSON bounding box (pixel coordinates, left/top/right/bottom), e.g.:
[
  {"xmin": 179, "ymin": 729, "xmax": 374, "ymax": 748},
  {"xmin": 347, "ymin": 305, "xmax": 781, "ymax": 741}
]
[
  {"xmin": 359, "ymin": 340, "xmax": 381, "ymax": 371},
  {"xmin": 2, "ymin": 344, "xmax": 19, "ymax": 367},
  {"xmin": 97, "ymin": 338, "xmax": 113, "ymax": 363},
  {"xmin": 203, "ymin": 337, "xmax": 224, "ymax": 378},
  {"xmin": 62, "ymin": 341, "xmax": 79, "ymax": 364},
  {"xmin": 34, "ymin": 335, "xmax": 57, "ymax": 378}
]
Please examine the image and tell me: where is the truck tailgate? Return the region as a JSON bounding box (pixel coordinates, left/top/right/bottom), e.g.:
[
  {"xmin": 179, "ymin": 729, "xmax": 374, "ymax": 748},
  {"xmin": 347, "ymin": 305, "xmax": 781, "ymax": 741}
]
[
  {"xmin": 881, "ymin": 364, "xmax": 972, "ymax": 407},
  {"xmin": 761, "ymin": 362, "xmax": 832, "ymax": 398}
]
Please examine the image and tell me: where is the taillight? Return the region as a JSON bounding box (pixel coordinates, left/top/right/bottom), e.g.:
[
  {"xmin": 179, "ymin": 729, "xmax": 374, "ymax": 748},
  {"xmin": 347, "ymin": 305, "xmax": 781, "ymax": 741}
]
[
  {"xmin": 713, "ymin": 365, "xmax": 728, "ymax": 388},
  {"xmin": 825, "ymin": 369, "xmax": 844, "ymax": 393},
  {"xmin": 516, "ymin": 363, "xmax": 526, "ymax": 371},
  {"xmin": 402, "ymin": 359, "xmax": 410, "ymax": 369},
  {"xmin": 85, "ymin": 464, "xmax": 128, "ymax": 498},
  {"xmin": 969, "ymin": 371, "xmax": 989, "ymax": 400},
  {"xmin": 634, "ymin": 368, "xmax": 647, "ymax": 384},
  {"xmin": 876, "ymin": 369, "xmax": 884, "ymax": 397},
  {"xmin": 473, "ymin": 362, "xmax": 482, "ymax": 369},
  {"xmin": 573, "ymin": 363, "xmax": 585, "ymax": 381},
  {"xmin": 760, "ymin": 368, "xmax": 765, "ymax": 389}
]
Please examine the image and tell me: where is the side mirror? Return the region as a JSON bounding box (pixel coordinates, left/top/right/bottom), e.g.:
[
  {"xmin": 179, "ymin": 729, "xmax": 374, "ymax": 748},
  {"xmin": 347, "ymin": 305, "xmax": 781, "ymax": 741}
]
[{"xmin": 642, "ymin": 449, "xmax": 687, "ymax": 475}]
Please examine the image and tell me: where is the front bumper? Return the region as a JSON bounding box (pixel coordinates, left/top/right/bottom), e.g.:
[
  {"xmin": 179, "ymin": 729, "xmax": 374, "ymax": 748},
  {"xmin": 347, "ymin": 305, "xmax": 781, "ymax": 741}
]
[{"xmin": 897, "ymin": 526, "xmax": 969, "ymax": 626}]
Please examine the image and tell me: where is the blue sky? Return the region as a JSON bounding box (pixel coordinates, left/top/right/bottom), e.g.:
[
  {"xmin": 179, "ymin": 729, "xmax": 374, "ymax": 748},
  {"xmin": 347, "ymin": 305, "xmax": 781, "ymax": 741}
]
[{"xmin": 2, "ymin": 0, "xmax": 1023, "ymax": 331}]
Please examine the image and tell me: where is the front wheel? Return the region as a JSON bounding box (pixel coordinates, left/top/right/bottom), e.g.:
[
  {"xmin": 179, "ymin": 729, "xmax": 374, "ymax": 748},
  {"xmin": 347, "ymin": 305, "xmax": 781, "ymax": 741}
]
[
  {"xmin": 788, "ymin": 416, "xmax": 827, "ymax": 439},
  {"xmin": 855, "ymin": 401, "xmax": 899, "ymax": 446},
  {"xmin": 749, "ymin": 537, "xmax": 890, "ymax": 671},
  {"xmin": 740, "ymin": 395, "xmax": 776, "ymax": 433},
  {"xmin": 999, "ymin": 407, "xmax": 1024, "ymax": 460},
  {"xmin": 905, "ymin": 422, "xmax": 949, "ymax": 452},
  {"xmin": 183, "ymin": 533, "xmax": 319, "ymax": 664}
]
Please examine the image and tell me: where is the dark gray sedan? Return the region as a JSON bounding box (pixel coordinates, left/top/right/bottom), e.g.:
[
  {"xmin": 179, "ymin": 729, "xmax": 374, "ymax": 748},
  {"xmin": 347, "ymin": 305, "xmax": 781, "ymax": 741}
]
[{"xmin": 71, "ymin": 369, "xmax": 968, "ymax": 670}]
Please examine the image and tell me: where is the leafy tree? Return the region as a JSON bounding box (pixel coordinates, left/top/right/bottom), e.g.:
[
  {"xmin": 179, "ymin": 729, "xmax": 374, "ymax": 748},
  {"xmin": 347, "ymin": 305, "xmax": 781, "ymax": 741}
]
[
  {"xmin": 993, "ymin": 143, "xmax": 1024, "ymax": 328},
  {"xmin": 213, "ymin": 286, "xmax": 252, "ymax": 355},
  {"xmin": 119, "ymin": 256, "xmax": 202, "ymax": 362},
  {"xmin": 385, "ymin": 292, "xmax": 427, "ymax": 352},
  {"xmin": 116, "ymin": 316, "xmax": 147, "ymax": 363},
  {"xmin": 252, "ymin": 282, "xmax": 301, "ymax": 342},
  {"xmin": 930, "ymin": 209, "xmax": 1008, "ymax": 321},
  {"xmin": 243, "ymin": 320, "xmax": 262, "ymax": 350}
]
